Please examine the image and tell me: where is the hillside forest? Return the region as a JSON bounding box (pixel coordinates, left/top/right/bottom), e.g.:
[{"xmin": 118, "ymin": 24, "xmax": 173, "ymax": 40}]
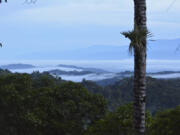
[{"xmin": 0, "ymin": 70, "xmax": 179, "ymax": 135}]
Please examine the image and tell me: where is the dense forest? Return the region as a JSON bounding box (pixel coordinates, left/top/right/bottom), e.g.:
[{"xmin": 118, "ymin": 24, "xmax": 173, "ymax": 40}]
[
  {"xmin": 0, "ymin": 69, "xmax": 179, "ymax": 135},
  {"xmin": 82, "ymin": 77, "xmax": 180, "ymax": 113}
]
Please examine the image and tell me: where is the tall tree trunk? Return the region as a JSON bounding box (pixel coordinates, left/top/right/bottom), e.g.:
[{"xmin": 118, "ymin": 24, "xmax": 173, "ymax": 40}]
[{"xmin": 133, "ymin": 0, "xmax": 147, "ymax": 135}]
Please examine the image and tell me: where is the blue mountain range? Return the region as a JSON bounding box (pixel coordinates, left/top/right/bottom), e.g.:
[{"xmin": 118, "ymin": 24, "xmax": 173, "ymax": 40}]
[{"xmin": 2, "ymin": 38, "xmax": 180, "ymax": 60}]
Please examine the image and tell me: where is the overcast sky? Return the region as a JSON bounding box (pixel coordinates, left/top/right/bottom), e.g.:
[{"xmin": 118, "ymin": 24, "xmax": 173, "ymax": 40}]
[{"xmin": 0, "ymin": 0, "xmax": 180, "ymax": 60}]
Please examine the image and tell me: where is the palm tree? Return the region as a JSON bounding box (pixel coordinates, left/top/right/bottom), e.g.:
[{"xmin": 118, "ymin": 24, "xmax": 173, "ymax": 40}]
[{"xmin": 122, "ymin": 0, "xmax": 148, "ymax": 135}]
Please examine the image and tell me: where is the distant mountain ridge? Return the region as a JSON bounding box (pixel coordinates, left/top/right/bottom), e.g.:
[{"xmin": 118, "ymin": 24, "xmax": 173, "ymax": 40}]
[
  {"xmin": 0, "ymin": 64, "xmax": 36, "ymax": 70},
  {"xmin": 0, "ymin": 63, "xmax": 108, "ymax": 73},
  {"xmin": 49, "ymin": 69, "xmax": 93, "ymax": 76},
  {"xmin": 1, "ymin": 63, "xmax": 180, "ymax": 82},
  {"xmin": 58, "ymin": 64, "xmax": 109, "ymax": 73},
  {"xmin": 17, "ymin": 38, "xmax": 180, "ymax": 60}
]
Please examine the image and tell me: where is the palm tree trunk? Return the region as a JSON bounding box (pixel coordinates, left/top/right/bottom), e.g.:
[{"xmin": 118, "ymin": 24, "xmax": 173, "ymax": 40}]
[{"xmin": 133, "ymin": 0, "xmax": 147, "ymax": 135}]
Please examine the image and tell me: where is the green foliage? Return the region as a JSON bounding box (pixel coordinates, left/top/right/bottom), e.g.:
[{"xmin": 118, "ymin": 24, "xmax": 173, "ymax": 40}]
[
  {"xmin": 0, "ymin": 72, "xmax": 106, "ymax": 135},
  {"xmin": 82, "ymin": 77, "xmax": 180, "ymax": 113},
  {"xmin": 0, "ymin": 71, "xmax": 180, "ymax": 135},
  {"xmin": 150, "ymin": 105, "xmax": 180, "ymax": 135},
  {"xmin": 86, "ymin": 103, "xmax": 152, "ymax": 135},
  {"xmin": 122, "ymin": 25, "xmax": 152, "ymax": 53},
  {"xmin": 0, "ymin": 69, "xmax": 12, "ymax": 76}
]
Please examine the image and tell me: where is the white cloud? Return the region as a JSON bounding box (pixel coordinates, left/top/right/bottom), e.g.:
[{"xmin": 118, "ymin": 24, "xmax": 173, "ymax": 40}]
[
  {"xmin": 1, "ymin": 0, "xmax": 180, "ymax": 28},
  {"xmin": 1, "ymin": 0, "xmax": 134, "ymax": 26},
  {"xmin": 0, "ymin": 0, "xmax": 180, "ymax": 42}
]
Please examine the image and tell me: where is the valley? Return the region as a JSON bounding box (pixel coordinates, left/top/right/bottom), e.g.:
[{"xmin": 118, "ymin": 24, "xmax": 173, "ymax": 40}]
[{"xmin": 1, "ymin": 63, "xmax": 180, "ymax": 84}]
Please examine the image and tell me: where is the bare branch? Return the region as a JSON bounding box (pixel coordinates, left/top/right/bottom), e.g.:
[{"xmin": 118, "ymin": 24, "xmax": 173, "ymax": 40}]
[
  {"xmin": 0, "ymin": 0, "xmax": 8, "ymax": 4},
  {"xmin": 166, "ymin": 0, "xmax": 177, "ymax": 12}
]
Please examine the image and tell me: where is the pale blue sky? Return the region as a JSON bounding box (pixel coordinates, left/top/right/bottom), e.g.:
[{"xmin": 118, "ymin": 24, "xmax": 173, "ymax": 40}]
[{"xmin": 0, "ymin": 0, "xmax": 180, "ymax": 60}]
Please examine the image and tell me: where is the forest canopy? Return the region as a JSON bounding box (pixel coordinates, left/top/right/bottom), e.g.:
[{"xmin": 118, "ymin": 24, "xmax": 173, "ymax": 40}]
[{"xmin": 0, "ymin": 70, "xmax": 179, "ymax": 135}]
